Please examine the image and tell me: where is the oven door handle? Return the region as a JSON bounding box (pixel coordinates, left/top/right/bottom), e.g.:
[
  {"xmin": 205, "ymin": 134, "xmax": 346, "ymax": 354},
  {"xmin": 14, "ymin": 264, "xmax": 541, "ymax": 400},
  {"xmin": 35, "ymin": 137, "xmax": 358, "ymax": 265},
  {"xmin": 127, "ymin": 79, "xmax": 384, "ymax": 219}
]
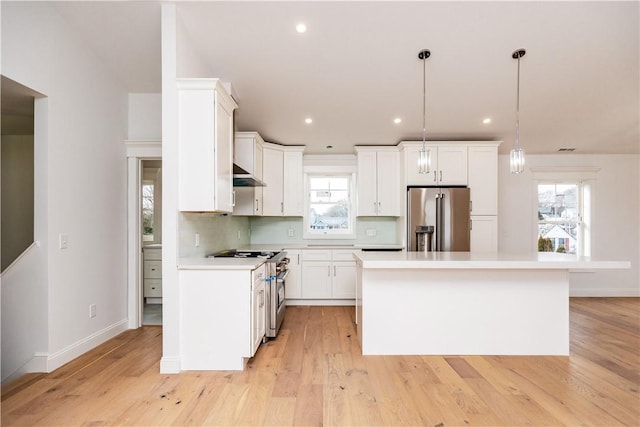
[{"xmin": 276, "ymin": 270, "xmax": 290, "ymax": 283}]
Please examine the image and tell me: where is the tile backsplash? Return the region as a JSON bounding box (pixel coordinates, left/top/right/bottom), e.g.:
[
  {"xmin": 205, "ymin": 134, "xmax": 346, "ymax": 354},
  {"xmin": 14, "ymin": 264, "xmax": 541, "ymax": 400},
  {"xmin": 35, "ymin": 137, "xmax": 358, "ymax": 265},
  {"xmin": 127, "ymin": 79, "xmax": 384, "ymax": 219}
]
[{"xmin": 179, "ymin": 213, "xmax": 250, "ymax": 257}]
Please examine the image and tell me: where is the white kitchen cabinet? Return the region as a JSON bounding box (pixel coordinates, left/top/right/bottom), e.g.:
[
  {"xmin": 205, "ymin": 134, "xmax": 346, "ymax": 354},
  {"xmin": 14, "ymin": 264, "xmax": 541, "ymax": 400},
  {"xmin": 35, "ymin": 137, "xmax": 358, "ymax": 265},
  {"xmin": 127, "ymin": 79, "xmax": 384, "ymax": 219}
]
[
  {"xmin": 234, "ymin": 132, "xmax": 264, "ymax": 216},
  {"xmin": 262, "ymin": 143, "xmax": 304, "ymax": 216},
  {"xmin": 178, "ymin": 78, "xmax": 237, "ymax": 213},
  {"xmin": 468, "ymin": 145, "xmax": 499, "ymax": 216},
  {"xmin": 403, "ymin": 143, "xmax": 468, "ymax": 186},
  {"xmin": 356, "ymin": 148, "xmax": 401, "ymax": 216},
  {"xmin": 251, "ymin": 264, "xmax": 266, "ymax": 356},
  {"xmin": 284, "ymin": 249, "xmax": 302, "ymax": 299},
  {"xmin": 470, "ymin": 215, "xmax": 498, "ymax": 252},
  {"xmin": 300, "ymin": 249, "xmax": 357, "ymax": 300},
  {"xmin": 283, "ymin": 150, "xmax": 304, "ymax": 216}
]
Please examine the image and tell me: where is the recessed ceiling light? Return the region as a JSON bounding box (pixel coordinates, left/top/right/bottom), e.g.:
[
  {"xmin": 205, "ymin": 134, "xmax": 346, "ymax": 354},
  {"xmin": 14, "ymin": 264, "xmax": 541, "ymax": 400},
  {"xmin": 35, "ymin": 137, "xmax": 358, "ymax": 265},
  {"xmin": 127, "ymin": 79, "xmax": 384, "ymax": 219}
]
[
  {"xmin": 482, "ymin": 118, "xmax": 492, "ymax": 124},
  {"xmin": 304, "ymin": 118, "xmax": 313, "ymax": 124},
  {"xmin": 296, "ymin": 23, "xmax": 307, "ymax": 33},
  {"xmin": 326, "ymin": 145, "xmax": 333, "ymax": 149},
  {"xmin": 558, "ymin": 148, "xmax": 576, "ymax": 152},
  {"xmin": 393, "ymin": 118, "xmax": 402, "ymax": 124}
]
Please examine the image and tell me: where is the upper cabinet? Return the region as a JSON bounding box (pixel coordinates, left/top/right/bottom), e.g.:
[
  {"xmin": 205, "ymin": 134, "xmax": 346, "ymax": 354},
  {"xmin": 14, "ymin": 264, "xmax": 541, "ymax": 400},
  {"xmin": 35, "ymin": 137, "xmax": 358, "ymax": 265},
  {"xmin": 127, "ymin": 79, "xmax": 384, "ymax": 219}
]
[
  {"xmin": 178, "ymin": 78, "xmax": 238, "ymax": 213},
  {"xmin": 262, "ymin": 143, "xmax": 305, "ymax": 216},
  {"xmin": 468, "ymin": 145, "xmax": 499, "ymax": 216},
  {"xmin": 403, "ymin": 143, "xmax": 468, "ymax": 186},
  {"xmin": 233, "ymin": 132, "xmax": 264, "ymax": 216},
  {"xmin": 355, "ymin": 147, "xmax": 401, "ymax": 216}
]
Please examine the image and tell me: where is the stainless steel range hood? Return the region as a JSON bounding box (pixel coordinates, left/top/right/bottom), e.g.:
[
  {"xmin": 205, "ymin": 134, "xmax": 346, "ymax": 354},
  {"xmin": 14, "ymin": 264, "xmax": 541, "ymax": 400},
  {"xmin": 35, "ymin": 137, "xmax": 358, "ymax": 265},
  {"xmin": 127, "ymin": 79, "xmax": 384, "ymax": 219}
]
[{"xmin": 233, "ymin": 163, "xmax": 266, "ymax": 187}]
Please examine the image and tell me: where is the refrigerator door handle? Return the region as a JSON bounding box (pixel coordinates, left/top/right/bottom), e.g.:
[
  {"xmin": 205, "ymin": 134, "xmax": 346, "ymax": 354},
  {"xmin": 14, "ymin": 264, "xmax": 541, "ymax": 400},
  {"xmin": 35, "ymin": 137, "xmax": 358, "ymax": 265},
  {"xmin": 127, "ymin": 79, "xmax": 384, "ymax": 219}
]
[{"xmin": 436, "ymin": 193, "xmax": 444, "ymax": 251}]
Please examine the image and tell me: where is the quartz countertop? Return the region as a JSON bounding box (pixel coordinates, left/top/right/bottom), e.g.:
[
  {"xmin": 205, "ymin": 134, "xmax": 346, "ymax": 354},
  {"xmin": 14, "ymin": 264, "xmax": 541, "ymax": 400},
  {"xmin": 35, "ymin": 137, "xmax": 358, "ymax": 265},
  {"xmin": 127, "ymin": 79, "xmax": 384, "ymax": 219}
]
[
  {"xmin": 354, "ymin": 251, "xmax": 631, "ymax": 270},
  {"xmin": 178, "ymin": 257, "xmax": 266, "ymax": 270},
  {"xmin": 237, "ymin": 243, "xmax": 404, "ymax": 251}
]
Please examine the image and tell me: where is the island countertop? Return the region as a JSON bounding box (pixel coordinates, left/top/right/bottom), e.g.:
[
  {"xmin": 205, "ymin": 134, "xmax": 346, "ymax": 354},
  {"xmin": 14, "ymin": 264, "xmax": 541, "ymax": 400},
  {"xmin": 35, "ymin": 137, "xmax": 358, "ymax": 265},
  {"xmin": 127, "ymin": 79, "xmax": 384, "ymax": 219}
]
[{"xmin": 353, "ymin": 251, "xmax": 630, "ymax": 270}]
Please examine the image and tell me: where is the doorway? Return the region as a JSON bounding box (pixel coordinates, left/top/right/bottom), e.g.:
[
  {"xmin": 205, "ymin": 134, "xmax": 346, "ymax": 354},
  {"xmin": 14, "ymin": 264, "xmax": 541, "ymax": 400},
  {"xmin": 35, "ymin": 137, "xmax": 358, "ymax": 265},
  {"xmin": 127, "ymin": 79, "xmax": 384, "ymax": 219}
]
[{"xmin": 141, "ymin": 159, "xmax": 162, "ymax": 325}]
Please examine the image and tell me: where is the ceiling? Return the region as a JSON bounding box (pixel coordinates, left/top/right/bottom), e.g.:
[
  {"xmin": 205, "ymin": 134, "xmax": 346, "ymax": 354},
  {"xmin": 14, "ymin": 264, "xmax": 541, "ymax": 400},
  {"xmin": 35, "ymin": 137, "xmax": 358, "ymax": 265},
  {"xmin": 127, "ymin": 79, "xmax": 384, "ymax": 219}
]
[{"xmin": 48, "ymin": 2, "xmax": 640, "ymax": 155}]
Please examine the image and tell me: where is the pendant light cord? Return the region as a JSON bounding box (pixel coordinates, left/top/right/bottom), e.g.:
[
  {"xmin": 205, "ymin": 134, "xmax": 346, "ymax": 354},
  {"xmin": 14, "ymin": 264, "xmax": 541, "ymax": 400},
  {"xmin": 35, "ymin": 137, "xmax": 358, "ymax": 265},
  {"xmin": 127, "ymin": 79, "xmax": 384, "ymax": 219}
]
[
  {"xmin": 515, "ymin": 54, "xmax": 521, "ymax": 149},
  {"xmin": 422, "ymin": 55, "xmax": 427, "ymax": 149}
]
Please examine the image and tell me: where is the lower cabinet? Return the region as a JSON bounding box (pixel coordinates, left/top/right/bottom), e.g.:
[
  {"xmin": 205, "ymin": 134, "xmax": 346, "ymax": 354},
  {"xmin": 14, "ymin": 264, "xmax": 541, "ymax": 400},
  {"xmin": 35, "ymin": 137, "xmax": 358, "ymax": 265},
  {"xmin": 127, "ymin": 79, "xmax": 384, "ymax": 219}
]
[
  {"xmin": 143, "ymin": 247, "xmax": 162, "ymax": 300},
  {"xmin": 470, "ymin": 215, "xmax": 498, "ymax": 252},
  {"xmin": 250, "ymin": 264, "xmax": 266, "ymax": 356},
  {"xmin": 284, "ymin": 249, "xmax": 302, "ymax": 299},
  {"xmin": 300, "ymin": 249, "xmax": 358, "ymax": 300}
]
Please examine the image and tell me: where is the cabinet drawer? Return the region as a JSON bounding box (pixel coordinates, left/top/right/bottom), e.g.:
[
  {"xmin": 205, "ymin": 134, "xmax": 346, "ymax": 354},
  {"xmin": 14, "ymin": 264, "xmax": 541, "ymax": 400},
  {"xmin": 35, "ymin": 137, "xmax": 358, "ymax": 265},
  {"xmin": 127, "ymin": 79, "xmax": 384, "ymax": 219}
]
[
  {"xmin": 332, "ymin": 249, "xmax": 356, "ymax": 261},
  {"xmin": 302, "ymin": 249, "xmax": 332, "ymax": 261},
  {"xmin": 143, "ymin": 248, "xmax": 162, "ymax": 260},
  {"xmin": 144, "ymin": 261, "xmax": 162, "ymax": 279},
  {"xmin": 144, "ymin": 279, "xmax": 162, "ymax": 297}
]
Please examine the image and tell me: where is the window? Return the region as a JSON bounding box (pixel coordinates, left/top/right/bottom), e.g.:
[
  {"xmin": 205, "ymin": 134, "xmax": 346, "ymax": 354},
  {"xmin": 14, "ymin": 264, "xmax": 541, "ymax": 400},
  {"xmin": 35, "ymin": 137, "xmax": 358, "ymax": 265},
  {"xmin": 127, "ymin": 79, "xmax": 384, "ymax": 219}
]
[
  {"xmin": 537, "ymin": 182, "xmax": 591, "ymax": 255},
  {"xmin": 304, "ymin": 174, "xmax": 355, "ymax": 238},
  {"xmin": 142, "ymin": 181, "xmax": 155, "ymax": 242}
]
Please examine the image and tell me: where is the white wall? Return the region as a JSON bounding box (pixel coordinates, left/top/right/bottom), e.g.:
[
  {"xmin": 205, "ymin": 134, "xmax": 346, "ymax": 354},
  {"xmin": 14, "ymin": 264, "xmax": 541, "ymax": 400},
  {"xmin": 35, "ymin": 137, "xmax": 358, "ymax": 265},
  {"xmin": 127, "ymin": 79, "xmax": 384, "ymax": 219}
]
[
  {"xmin": 128, "ymin": 93, "xmax": 162, "ymax": 140},
  {"xmin": 1, "ymin": 2, "xmax": 129, "ymax": 380},
  {"xmin": 499, "ymin": 154, "xmax": 639, "ymax": 296}
]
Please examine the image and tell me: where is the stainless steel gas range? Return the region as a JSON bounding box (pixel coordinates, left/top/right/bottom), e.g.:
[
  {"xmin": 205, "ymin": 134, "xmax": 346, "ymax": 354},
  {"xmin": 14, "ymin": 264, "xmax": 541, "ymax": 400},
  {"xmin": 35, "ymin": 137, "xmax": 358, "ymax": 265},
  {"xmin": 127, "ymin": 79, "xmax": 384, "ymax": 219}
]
[{"xmin": 209, "ymin": 249, "xmax": 289, "ymax": 338}]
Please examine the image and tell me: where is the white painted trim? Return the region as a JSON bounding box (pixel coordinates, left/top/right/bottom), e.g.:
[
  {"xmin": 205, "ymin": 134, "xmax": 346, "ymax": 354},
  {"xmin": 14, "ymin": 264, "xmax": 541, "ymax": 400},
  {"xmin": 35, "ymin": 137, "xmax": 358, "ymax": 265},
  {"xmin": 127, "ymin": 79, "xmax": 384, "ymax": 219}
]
[
  {"xmin": 570, "ymin": 289, "xmax": 640, "ymax": 297},
  {"xmin": 46, "ymin": 319, "xmax": 129, "ymax": 372},
  {"xmin": 286, "ymin": 299, "xmax": 355, "ymax": 306},
  {"xmin": 160, "ymin": 356, "xmax": 181, "ymax": 373},
  {"xmin": 125, "ymin": 140, "xmax": 161, "ymax": 158},
  {"xmin": 127, "ymin": 157, "xmax": 142, "ymax": 329}
]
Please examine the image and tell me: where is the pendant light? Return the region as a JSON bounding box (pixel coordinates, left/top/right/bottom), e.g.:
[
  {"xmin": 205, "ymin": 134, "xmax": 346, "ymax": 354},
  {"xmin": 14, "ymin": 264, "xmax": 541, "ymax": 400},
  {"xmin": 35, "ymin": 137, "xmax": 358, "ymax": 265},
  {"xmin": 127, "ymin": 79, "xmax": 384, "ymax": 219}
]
[
  {"xmin": 510, "ymin": 48, "xmax": 526, "ymax": 174},
  {"xmin": 418, "ymin": 49, "xmax": 431, "ymax": 174}
]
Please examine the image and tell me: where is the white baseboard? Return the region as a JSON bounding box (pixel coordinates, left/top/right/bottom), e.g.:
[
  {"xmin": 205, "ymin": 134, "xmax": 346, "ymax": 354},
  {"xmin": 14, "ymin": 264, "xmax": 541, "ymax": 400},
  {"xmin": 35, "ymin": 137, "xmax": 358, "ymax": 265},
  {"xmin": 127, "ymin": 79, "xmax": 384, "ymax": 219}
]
[
  {"xmin": 45, "ymin": 319, "xmax": 129, "ymax": 372},
  {"xmin": 286, "ymin": 299, "xmax": 355, "ymax": 306},
  {"xmin": 160, "ymin": 356, "xmax": 181, "ymax": 373},
  {"xmin": 570, "ymin": 288, "xmax": 640, "ymax": 297}
]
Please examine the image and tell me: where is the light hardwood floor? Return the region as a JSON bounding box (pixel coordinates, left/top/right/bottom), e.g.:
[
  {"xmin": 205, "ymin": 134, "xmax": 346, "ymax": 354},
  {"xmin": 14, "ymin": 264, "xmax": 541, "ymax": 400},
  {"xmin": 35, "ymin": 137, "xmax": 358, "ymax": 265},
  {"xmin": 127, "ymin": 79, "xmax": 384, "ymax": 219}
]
[{"xmin": 2, "ymin": 298, "xmax": 639, "ymax": 426}]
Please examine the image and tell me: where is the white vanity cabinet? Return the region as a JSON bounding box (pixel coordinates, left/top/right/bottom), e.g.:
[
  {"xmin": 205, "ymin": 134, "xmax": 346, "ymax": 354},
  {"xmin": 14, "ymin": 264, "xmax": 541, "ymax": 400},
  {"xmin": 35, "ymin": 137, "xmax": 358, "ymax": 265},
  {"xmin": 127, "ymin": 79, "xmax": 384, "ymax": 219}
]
[
  {"xmin": 234, "ymin": 132, "xmax": 264, "ymax": 216},
  {"xmin": 356, "ymin": 147, "xmax": 401, "ymax": 216},
  {"xmin": 300, "ymin": 248, "xmax": 358, "ymax": 300},
  {"xmin": 403, "ymin": 143, "xmax": 468, "ymax": 186},
  {"xmin": 143, "ymin": 247, "xmax": 162, "ymax": 300},
  {"xmin": 178, "ymin": 78, "xmax": 238, "ymax": 213},
  {"xmin": 262, "ymin": 144, "xmax": 305, "ymax": 216}
]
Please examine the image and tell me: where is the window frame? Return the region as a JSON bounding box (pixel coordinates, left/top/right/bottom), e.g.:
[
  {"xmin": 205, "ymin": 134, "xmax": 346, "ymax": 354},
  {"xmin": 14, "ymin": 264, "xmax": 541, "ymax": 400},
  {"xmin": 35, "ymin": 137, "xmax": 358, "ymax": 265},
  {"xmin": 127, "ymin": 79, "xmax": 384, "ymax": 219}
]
[
  {"xmin": 531, "ymin": 167, "xmax": 597, "ymax": 257},
  {"xmin": 303, "ymin": 172, "xmax": 356, "ymax": 239}
]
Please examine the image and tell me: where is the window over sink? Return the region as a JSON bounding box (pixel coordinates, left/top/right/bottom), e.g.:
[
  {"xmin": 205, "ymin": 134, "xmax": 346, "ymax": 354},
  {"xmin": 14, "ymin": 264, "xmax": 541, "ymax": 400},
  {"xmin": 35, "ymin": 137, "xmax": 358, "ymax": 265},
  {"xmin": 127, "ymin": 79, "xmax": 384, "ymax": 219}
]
[{"xmin": 303, "ymin": 173, "xmax": 355, "ymax": 239}]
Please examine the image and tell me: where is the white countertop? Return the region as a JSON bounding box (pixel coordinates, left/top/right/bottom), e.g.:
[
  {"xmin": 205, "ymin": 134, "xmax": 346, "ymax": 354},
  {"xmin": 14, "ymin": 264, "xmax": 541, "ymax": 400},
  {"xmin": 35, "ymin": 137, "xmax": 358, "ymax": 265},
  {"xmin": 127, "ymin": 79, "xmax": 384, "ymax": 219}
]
[
  {"xmin": 238, "ymin": 244, "xmax": 404, "ymax": 251},
  {"xmin": 178, "ymin": 257, "xmax": 266, "ymax": 270},
  {"xmin": 354, "ymin": 251, "xmax": 631, "ymax": 270}
]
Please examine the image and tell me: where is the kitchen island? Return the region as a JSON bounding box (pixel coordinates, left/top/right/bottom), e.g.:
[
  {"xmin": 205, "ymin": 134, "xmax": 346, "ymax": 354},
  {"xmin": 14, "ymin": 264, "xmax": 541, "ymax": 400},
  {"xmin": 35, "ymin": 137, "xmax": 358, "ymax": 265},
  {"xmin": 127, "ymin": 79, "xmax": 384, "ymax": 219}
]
[{"xmin": 354, "ymin": 251, "xmax": 629, "ymax": 356}]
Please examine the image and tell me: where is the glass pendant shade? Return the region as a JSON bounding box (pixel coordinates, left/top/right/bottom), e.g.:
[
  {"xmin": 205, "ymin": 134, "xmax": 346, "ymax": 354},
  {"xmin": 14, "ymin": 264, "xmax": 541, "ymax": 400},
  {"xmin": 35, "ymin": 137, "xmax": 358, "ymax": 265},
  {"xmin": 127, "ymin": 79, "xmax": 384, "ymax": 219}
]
[
  {"xmin": 418, "ymin": 146, "xmax": 431, "ymax": 174},
  {"xmin": 510, "ymin": 147, "xmax": 525, "ymax": 174}
]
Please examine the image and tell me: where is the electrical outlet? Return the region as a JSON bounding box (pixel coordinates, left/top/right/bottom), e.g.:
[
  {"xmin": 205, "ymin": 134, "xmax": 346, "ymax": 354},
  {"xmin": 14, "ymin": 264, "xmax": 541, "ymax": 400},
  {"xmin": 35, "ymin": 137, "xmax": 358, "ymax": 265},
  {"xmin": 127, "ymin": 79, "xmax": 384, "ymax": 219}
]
[
  {"xmin": 366, "ymin": 228, "xmax": 377, "ymax": 237},
  {"xmin": 237, "ymin": 230, "xmax": 241, "ymax": 240},
  {"xmin": 195, "ymin": 233, "xmax": 200, "ymax": 247},
  {"xmin": 89, "ymin": 304, "xmax": 96, "ymax": 318},
  {"xmin": 59, "ymin": 233, "xmax": 68, "ymax": 249},
  {"xmin": 287, "ymin": 228, "xmax": 294, "ymax": 237}
]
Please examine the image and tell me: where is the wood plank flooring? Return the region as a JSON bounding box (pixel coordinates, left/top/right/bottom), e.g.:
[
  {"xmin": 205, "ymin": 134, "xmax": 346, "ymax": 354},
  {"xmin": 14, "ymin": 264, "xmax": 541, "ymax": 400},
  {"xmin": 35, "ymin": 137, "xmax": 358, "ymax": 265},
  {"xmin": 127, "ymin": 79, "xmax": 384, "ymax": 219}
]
[{"xmin": 2, "ymin": 297, "xmax": 639, "ymax": 426}]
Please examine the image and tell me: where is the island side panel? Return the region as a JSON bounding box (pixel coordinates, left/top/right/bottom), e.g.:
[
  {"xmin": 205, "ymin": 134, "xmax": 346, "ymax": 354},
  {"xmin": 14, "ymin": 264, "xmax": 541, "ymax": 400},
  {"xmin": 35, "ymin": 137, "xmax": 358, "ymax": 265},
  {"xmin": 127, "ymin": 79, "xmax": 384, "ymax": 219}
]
[
  {"xmin": 360, "ymin": 268, "xmax": 569, "ymax": 356},
  {"xmin": 180, "ymin": 269, "xmax": 252, "ymax": 370}
]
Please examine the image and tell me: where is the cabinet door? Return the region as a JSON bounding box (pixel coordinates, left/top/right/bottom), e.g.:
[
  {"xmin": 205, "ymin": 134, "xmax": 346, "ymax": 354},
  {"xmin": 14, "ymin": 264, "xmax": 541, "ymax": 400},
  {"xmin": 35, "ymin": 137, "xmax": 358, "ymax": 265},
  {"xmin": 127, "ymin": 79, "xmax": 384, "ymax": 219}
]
[
  {"xmin": 332, "ymin": 261, "xmax": 356, "ymax": 298},
  {"xmin": 405, "ymin": 145, "xmax": 439, "ymax": 185},
  {"xmin": 284, "ymin": 250, "xmax": 302, "ymax": 299},
  {"xmin": 376, "ymin": 151, "xmax": 401, "ymax": 216},
  {"xmin": 301, "ymin": 262, "xmax": 332, "ymax": 298},
  {"xmin": 251, "ymin": 280, "xmax": 265, "ymax": 356},
  {"xmin": 357, "ymin": 151, "xmax": 378, "ymax": 216},
  {"xmin": 437, "ymin": 146, "xmax": 468, "ymax": 185},
  {"xmin": 262, "ymin": 147, "xmax": 284, "ymax": 216},
  {"xmin": 215, "ymin": 94, "xmax": 235, "ymax": 213},
  {"xmin": 470, "ymin": 215, "xmax": 498, "ymax": 252},
  {"xmin": 283, "ymin": 151, "xmax": 303, "ymax": 216},
  {"xmin": 468, "ymin": 146, "xmax": 498, "ymax": 215}
]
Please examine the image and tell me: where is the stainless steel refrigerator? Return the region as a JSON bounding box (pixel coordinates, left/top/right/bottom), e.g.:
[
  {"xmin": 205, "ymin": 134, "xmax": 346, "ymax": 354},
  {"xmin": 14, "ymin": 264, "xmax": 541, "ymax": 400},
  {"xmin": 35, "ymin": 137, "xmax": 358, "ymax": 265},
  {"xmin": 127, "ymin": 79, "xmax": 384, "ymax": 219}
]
[{"xmin": 407, "ymin": 187, "xmax": 471, "ymax": 252}]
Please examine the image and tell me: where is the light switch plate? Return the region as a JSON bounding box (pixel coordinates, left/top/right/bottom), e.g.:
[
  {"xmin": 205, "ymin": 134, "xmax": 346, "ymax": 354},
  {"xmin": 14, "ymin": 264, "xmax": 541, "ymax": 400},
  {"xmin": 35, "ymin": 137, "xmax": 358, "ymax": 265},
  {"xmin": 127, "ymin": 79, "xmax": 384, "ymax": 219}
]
[
  {"xmin": 366, "ymin": 228, "xmax": 377, "ymax": 237},
  {"xmin": 288, "ymin": 228, "xmax": 294, "ymax": 237},
  {"xmin": 59, "ymin": 233, "xmax": 69, "ymax": 249}
]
